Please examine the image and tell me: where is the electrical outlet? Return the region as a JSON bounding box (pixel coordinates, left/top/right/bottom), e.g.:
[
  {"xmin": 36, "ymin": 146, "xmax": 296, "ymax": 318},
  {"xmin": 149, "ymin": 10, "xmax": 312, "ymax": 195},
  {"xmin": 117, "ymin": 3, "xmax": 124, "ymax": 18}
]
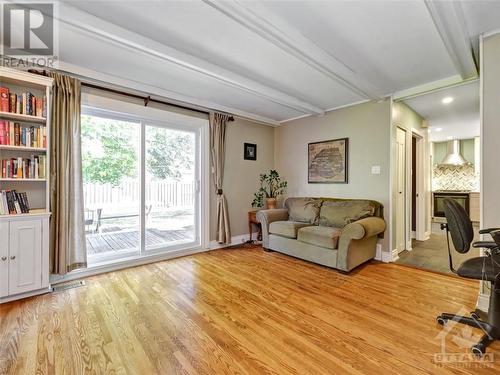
[{"xmin": 371, "ymin": 165, "xmax": 381, "ymax": 175}]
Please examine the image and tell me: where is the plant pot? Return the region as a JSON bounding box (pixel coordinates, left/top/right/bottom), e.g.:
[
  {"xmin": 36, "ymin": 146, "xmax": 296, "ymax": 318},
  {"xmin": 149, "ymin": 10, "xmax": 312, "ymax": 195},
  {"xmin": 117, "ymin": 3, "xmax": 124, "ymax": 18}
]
[{"xmin": 266, "ymin": 198, "xmax": 277, "ymax": 210}]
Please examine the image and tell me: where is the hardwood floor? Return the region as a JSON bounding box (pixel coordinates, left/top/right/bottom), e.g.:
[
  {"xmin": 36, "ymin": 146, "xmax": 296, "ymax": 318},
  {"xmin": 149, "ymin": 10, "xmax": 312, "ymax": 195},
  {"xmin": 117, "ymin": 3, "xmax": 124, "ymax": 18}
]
[{"xmin": 1, "ymin": 245, "xmax": 499, "ymax": 374}]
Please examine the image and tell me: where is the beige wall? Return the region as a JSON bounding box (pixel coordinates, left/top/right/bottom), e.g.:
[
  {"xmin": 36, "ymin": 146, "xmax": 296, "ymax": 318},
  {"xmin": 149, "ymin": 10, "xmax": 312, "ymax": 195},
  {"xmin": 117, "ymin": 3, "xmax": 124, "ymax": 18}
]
[
  {"xmin": 481, "ymin": 33, "xmax": 500, "ymax": 229},
  {"xmin": 274, "ymin": 101, "xmax": 392, "ymax": 252},
  {"xmin": 391, "ymin": 102, "xmax": 430, "ymax": 249},
  {"xmin": 210, "ymin": 118, "xmax": 275, "ymax": 241}
]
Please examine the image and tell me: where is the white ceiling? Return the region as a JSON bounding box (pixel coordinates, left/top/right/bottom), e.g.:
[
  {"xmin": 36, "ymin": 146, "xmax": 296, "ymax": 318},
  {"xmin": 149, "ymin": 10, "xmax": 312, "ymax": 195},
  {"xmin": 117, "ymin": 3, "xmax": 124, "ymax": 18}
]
[
  {"xmin": 404, "ymin": 81, "xmax": 479, "ymax": 142},
  {"xmin": 53, "ymin": 1, "xmax": 500, "ymax": 124}
]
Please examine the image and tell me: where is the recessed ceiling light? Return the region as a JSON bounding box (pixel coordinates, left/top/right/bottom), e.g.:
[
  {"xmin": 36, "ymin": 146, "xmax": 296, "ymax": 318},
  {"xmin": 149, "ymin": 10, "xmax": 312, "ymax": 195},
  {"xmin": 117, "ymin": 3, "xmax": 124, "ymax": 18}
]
[
  {"xmin": 435, "ymin": 127, "xmax": 443, "ymax": 132},
  {"xmin": 442, "ymin": 97, "xmax": 454, "ymax": 104}
]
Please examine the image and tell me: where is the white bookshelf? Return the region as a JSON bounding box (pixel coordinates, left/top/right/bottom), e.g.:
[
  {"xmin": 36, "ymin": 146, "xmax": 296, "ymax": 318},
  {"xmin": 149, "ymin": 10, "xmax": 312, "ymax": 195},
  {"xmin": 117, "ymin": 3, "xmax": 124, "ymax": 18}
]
[
  {"xmin": 0, "ymin": 67, "xmax": 52, "ymax": 216},
  {"xmin": 0, "ymin": 67, "xmax": 53, "ymax": 303}
]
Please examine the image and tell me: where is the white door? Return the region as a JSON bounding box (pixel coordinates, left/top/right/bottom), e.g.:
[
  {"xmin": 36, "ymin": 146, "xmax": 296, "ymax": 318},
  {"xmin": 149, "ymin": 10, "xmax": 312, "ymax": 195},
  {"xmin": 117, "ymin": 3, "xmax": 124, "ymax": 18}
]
[
  {"xmin": 9, "ymin": 220, "xmax": 42, "ymax": 295},
  {"xmin": 0, "ymin": 222, "xmax": 9, "ymax": 298},
  {"xmin": 396, "ymin": 128, "xmax": 407, "ymax": 253}
]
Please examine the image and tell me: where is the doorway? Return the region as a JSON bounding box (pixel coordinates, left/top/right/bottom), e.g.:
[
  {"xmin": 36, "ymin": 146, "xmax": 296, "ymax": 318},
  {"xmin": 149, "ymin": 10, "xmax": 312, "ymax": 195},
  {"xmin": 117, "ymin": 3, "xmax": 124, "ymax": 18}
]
[{"xmin": 394, "ymin": 80, "xmax": 480, "ymax": 274}]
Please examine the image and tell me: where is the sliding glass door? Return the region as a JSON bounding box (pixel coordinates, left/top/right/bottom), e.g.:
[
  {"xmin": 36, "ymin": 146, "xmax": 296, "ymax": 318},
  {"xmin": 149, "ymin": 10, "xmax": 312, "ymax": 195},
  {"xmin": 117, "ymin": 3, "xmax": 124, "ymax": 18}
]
[
  {"xmin": 145, "ymin": 124, "xmax": 197, "ymax": 251},
  {"xmin": 81, "ymin": 108, "xmax": 202, "ymax": 265},
  {"xmin": 82, "ymin": 114, "xmax": 141, "ymax": 262}
]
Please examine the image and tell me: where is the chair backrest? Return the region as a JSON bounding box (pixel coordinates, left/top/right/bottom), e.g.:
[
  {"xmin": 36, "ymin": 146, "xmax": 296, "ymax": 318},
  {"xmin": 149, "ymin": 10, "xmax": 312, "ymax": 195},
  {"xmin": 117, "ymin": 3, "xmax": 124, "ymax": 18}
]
[{"xmin": 443, "ymin": 198, "xmax": 474, "ymax": 254}]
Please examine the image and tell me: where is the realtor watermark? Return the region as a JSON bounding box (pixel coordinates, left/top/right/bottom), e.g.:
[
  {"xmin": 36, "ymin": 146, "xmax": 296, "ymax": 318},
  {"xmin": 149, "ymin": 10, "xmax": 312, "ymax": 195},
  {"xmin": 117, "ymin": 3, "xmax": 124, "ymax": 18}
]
[
  {"xmin": 433, "ymin": 307, "xmax": 495, "ymax": 369},
  {"xmin": 1, "ymin": 1, "xmax": 58, "ymax": 68}
]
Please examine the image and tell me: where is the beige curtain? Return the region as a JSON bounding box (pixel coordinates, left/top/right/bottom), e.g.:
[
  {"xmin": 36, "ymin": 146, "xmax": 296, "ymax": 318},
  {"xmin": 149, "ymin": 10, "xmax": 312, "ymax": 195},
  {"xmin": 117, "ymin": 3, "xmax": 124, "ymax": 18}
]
[
  {"xmin": 48, "ymin": 72, "xmax": 87, "ymax": 274},
  {"xmin": 210, "ymin": 113, "xmax": 231, "ymax": 244}
]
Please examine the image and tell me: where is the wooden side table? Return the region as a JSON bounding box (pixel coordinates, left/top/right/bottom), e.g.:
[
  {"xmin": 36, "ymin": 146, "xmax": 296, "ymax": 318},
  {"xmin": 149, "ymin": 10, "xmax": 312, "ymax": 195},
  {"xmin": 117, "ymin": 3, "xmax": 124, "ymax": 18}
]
[{"xmin": 248, "ymin": 210, "xmax": 262, "ymax": 242}]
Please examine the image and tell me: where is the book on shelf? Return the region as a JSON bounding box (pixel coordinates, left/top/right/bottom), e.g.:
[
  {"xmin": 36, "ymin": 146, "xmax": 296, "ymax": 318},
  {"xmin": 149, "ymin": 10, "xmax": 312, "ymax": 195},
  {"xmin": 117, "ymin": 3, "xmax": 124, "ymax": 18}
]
[
  {"xmin": 0, "ymin": 86, "xmax": 46, "ymax": 117},
  {"xmin": 0, "ymin": 120, "xmax": 46, "ymax": 148},
  {"xmin": 0, "ymin": 87, "xmax": 9, "ymax": 112},
  {"xmin": 1, "ymin": 154, "xmax": 45, "ymax": 179},
  {"xmin": 0, "ymin": 189, "xmax": 30, "ymax": 215}
]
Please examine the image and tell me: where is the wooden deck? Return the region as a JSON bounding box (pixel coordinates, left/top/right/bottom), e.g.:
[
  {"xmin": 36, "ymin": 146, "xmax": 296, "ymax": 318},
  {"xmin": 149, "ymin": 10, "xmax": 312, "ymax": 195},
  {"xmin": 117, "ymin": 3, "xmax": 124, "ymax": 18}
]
[{"xmin": 86, "ymin": 228, "xmax": 194, "ymax": 254}]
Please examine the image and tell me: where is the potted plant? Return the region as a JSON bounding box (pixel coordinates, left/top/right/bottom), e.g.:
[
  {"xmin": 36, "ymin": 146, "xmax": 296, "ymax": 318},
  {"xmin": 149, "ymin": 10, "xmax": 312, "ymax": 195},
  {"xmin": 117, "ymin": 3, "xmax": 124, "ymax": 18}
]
[{"xmin": 251, "ymin": 170, "xmax": 287, "ymax": 209}]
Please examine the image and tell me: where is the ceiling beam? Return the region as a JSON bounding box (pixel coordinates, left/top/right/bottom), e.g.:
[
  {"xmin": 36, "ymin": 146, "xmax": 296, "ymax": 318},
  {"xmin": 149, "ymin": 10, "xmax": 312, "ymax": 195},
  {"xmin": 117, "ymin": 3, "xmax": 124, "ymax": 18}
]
[
  {"xmin": 392, "ymin": 74, "xmax": 464, "ymax": 100},
  {"xmin": 55, "ymin": 3, "xmax": 325, "ymax": 118},
  {"xmin": 424, "ymin": 0, "xmax": 478, "ymax": 80},
  {"xmin": 58, "ymin": 61, "xmax": 281, "ymax": 126},
  {"xmin": 202, "ymin": 0, "xmax": 384, "ymax": 99}
]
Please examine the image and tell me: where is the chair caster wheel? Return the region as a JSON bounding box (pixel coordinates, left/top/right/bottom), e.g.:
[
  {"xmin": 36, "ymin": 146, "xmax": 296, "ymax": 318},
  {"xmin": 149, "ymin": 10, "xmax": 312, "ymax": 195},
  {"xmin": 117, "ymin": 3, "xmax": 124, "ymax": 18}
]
[
  {"xmin": 472, "ymin": 344, "xmax": 485, "ymax": 357},
  {"xmin": 470, "ymin": 312, "xmax": 480, "ymax": 320},
  {"xmin": 436, "ymin": 317, "xmax": 447, "ymax": 325}
]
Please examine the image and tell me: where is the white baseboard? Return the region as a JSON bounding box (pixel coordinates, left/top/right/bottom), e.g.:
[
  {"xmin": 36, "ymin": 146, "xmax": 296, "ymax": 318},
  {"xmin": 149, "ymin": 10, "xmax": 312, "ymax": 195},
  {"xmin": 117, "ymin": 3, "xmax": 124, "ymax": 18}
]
[
  {"xmin": 209, "ymin": 233, "xmax": 259, "ymax": 250},
  {"xmin": 406, "ymin": 240, "xmax": 413, "ymax": 251},
  {"xmin": 392, "ymin": 248, "xmax": 400, "ymax": 262},
  {"xmin": 375, "ymin": 244, "xmax": 393, "ymax": 263}
]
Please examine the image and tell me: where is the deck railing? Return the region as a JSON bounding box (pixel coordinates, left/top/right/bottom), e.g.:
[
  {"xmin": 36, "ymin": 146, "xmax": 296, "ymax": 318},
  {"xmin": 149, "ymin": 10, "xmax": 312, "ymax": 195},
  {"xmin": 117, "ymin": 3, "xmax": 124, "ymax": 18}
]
[{"xmin": 83, "ymin": 180, "xmax": 195, "ymax": 209}]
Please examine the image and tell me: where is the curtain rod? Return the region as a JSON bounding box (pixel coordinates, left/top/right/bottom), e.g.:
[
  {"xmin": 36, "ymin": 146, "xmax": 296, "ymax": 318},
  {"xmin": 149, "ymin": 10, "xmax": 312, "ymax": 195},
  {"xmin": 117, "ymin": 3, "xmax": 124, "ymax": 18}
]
[{"xmin": 28, "ymin": 69, "xmax": 234, "ymax": 122}]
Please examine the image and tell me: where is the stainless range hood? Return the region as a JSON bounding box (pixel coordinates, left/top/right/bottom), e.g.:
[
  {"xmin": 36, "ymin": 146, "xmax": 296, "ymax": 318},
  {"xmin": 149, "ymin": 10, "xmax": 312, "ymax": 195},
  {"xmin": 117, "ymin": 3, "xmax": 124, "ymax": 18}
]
[{"xmin": 440, "ymin": 140, "xmax": 467, "ymax": 166}]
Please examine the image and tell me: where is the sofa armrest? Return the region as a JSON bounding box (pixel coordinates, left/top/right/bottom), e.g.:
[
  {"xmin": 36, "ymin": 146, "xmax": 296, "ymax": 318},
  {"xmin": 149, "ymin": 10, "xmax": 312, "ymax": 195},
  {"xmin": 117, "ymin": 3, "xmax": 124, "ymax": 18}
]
[
  {"xmin": 256, "ymin": 209, "xmax": 289, "ymax": 248},
  {"xmin": 337, "ymin": 217, "xmax": 386, "ymax": 271}
]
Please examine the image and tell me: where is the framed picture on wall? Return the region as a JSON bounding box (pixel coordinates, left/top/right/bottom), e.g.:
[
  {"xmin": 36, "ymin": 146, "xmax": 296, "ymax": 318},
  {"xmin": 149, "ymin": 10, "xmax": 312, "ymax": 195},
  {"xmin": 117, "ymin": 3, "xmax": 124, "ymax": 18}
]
[
  {"xmin": 308, "ymin": 138, "xmax": 349, "ymax": 183},
  {"xmin": 244, "ymin": 143, "xmax": 257, "ymax": 160}
]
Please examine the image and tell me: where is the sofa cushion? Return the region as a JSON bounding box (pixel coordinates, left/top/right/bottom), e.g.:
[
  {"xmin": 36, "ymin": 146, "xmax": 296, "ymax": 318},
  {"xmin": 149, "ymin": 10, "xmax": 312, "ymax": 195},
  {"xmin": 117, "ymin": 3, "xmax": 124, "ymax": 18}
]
[
  {"xmin": 285, "ymin": 197, "xmax": 323, "ymax": 224},
  {"xmin": 297, "ymin": 226, "xmax": 342, "ymax": 250},
  {"xmin": 269, "ymin": 221, "xmax": 312, "ymax": 239},
  {"xmin": 319, "ymin": 200, "xmax": 376, "ymax": 228}
]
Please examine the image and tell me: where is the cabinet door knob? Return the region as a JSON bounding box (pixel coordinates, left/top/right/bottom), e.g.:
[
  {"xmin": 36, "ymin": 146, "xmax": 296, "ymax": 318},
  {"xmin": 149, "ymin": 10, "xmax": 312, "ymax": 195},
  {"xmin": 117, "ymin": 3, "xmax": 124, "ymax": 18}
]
[
  {"xmin": 10, "ymin": 255, "xmax": 15, "ymax": 260},
  {"xmin": 1, "ymin": 256, "xmax": 6, "ymax": 261}
]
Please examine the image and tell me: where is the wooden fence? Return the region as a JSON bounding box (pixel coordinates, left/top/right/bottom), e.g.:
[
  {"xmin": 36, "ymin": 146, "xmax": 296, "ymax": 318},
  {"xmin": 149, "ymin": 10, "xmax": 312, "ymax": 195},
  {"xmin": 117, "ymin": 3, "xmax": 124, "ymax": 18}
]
[{"xmin": 83, "ymin": 181, "xmax": 195, "ymax": 209}]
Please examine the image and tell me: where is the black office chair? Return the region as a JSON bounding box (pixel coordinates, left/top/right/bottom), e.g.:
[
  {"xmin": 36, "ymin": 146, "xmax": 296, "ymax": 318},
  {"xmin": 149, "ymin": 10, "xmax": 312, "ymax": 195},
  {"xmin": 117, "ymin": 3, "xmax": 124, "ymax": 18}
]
[{"xmin": 436, "ymin": 198, "xmax": 500, "ymax": 356}]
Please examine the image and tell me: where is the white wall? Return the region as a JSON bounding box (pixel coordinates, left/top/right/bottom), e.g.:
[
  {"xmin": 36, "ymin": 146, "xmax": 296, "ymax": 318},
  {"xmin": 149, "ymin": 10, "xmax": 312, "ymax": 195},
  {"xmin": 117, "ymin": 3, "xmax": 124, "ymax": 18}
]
[
  {"xmin": 481, "ymin": 32, "xmax": 500, "ymax": 229},
  {"xmin": 274, "ymin": 100, "xmax": 392, "ymax": 252}
]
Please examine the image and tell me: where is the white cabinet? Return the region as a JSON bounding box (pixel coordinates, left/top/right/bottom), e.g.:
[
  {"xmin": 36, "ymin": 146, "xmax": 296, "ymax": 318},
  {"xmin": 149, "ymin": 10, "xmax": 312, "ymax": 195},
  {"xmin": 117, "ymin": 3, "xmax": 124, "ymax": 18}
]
[
  {"xmin": 0, "ymin": 215, "xmax": 50, "ymax": 302},
  {"xmin": 9, "ymin": 220, "xmax": 42, "ymax": 295},
  {"xmin": 0, "ymin": 222, "xmax": 8, "ymax": 298}
]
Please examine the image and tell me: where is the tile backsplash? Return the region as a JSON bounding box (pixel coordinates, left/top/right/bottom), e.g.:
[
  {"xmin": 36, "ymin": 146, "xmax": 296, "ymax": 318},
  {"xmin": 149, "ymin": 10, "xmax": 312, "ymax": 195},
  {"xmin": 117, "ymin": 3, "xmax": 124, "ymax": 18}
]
[{"xmin": 432, "ymin": 164, "xmax": 479, "ymax": 191}]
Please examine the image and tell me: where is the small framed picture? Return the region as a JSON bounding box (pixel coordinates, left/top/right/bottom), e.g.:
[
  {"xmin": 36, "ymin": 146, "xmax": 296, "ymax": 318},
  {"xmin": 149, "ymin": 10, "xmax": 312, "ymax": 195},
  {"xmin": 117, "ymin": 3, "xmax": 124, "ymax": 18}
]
[{"xmin": 244, "ymin": 143, "xmax": 257, "ymax": 161}]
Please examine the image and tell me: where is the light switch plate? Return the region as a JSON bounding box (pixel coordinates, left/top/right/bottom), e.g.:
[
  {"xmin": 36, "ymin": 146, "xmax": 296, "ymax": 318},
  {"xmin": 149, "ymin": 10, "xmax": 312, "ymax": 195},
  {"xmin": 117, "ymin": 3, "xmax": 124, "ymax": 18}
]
[{"xmin": 371, "ymin": 165, "xmax": 381, "ymax": 175}]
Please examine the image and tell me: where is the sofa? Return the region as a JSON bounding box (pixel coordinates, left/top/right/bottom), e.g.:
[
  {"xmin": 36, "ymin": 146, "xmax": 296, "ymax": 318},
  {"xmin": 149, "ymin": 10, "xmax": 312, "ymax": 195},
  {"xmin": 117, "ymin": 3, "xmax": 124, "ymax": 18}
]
[{"xmin": 256, "ymin": 197, "xmax": 386, "ymax": 272}]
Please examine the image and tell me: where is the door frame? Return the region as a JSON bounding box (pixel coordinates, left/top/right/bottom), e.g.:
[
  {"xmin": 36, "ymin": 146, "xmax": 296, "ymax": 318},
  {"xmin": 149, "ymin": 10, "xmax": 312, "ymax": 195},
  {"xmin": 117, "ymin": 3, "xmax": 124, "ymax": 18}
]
[
  {"xmin": 81, "ymin": 93, "xmax": 210, "ymax": 265},
  {"xmin": 395, "ymin": 126, "xmax": 407, "ymax": 256},
  {"xmin": 411, "ymin": 132, "xmax": 428, "ymax": 242}
]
